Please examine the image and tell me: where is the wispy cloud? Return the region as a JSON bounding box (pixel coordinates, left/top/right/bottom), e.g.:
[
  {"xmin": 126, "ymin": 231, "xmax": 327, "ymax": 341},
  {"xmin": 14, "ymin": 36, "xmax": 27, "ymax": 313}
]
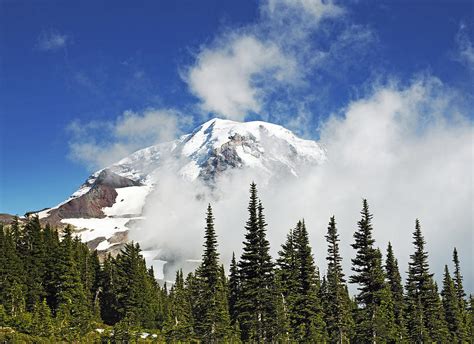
[
  {"xmin": 36, "ymin": 29, "xmax": 69, "ymax": 52},
  {"xmin": 454, "ymin": 23, "xmax": 474, "ymax": 71},
  {"xmin": 67, "ymin": 109, "xmax": 193, "ymax": 170}
]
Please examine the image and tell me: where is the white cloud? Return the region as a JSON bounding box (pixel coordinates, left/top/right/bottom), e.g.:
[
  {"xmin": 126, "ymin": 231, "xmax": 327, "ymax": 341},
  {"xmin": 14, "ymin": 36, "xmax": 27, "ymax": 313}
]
[
  {"xmin": 134, "ymin": 77, "xmax": 474, "ymax": 292},
  {"xmin": 36, "ymin": 30, "xmax": 68, "ymax": 52},
  {"xmin": 68, "ymin": 109, "xmax": 192, "ymax": 170},
  {"xmin": 185, "ymin": 35, "xmax": 298, "ymax": 120},
  {"xmin": 455, "ymin": 23, "xmax": 474, "ymax": 71},
  {"xmin": 183, "ymin": 0, "xmax": 351, "ymax": 122}
]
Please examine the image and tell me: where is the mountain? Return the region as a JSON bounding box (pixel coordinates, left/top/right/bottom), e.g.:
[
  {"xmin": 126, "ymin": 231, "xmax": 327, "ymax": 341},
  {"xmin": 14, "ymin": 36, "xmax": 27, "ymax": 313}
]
[{"xmin": 37, "ymin": 118, "xmax": 326, "ymax": 276}]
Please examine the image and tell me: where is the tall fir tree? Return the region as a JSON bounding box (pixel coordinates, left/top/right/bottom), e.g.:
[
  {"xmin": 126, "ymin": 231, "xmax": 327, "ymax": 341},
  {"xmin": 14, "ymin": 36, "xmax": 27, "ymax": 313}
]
[
  {"xmin": 42, "ymin": 224, "xmax": 60, "ymax": 313},
  {"xmin": 228, "ymin": 252, "xmax": 240, "ymax": 327},
  {"xmin": 0, "ymin": 224, "xmax": 26, "ymax": 318},
  {"xmin": 55, "ymin": 225, "xmax": 92, "ymax": 339},
  {"xmin": 165, "ymin": 269, "xmax": 195, "ymax": 341},
  {"xmin": 194, "ymin": 204, "xmax": 231, "ymax": 342},
  {"xmin": 113, "ymin": 242, "xmax": 158, "ymax": 328},
  {"xmin": 293, "ymin": 220, "xmax": 326, "ymax": 342},
  {"xmin": 325, "ymin": 216, "xmax": 353, "ymax": 344},
  {"xmin": 405, "ymin": 219, "xmax": 448, "ymax": 342},
  {"xmin": 349, "ymin": 199, "xmax": 396, "ymax": 343},
  {"xmin": 22, "ymin": 216, "xmax": 46, "ymax": 311},
  {"xmin": 276, "ymin": 227, "xmax": 299, "ymax": 338},
  {"xmin": 441, "ymin": 265, "xmax": 465, "ymax": 342},
  {"xmin": 385, "ymin": 242, "xmax": 408, "ymax": 342},
  {"xmin": 99, "ymin": 254, "xmax": 120, "ymax": 325},
  {"xmin": 237, "ymin": 183, "xmax": 276, "ymax": 342},
  {"xmin": 452, "ymin": 247, "xmax": 470, "ymax": 341},
  {"xmin": 31, "ymin": 299, "xmax": 54, "ymax": 338}
]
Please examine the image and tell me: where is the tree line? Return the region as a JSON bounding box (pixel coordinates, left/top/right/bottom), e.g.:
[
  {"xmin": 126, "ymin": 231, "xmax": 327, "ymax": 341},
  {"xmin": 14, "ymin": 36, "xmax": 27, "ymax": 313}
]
[{"xmin": 0, "ymin": 182, "xmax": 472, "ymax": 343}]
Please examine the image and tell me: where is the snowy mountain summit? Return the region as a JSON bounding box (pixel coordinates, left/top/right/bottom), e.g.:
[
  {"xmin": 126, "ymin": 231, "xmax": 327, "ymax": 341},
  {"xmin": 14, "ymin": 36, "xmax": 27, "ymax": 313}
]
[{"xmin": 38, "ymin": 118, "xmax": 326, "ymax": 258}]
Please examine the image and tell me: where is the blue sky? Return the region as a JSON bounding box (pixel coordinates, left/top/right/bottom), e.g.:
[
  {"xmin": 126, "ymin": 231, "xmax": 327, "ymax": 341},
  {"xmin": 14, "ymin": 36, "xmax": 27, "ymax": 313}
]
[{"xmin": 0, "ymin": 0, "xmax": 473, "ymax": 215}]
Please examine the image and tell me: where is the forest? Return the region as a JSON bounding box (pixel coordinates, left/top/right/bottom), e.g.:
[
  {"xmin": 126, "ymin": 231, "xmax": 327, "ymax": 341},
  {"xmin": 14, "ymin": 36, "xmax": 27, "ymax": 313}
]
[{"xmin": 0, "ymin": 183, "xmax": 472, "ymax": 343}]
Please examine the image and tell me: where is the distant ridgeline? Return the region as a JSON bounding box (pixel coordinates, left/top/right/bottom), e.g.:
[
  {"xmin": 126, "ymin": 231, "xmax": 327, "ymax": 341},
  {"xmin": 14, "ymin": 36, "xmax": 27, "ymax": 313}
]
[{"xmin": 0, "ymin": 183, "xmax": 472, "ymax": 343}]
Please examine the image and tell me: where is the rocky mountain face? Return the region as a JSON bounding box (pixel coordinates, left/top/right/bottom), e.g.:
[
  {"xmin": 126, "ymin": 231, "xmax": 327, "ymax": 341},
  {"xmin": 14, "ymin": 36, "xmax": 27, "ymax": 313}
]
[{"xmin": 35, "ymin": 118, "xmax": 326, "ymax": 274}]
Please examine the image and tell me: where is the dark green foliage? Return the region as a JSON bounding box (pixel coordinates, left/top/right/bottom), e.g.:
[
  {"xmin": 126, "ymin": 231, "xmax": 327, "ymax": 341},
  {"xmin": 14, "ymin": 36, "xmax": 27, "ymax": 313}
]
[
  {"xmin": 441, "ymin": 265, "xmax": 465, "ymax": 342},
  {"xmin": 236, "ymin": 183, "xmax": 277, "ymax": 342},
  {"xmin": 55, "ymin": 225, "xmax": 93, "ymax": 338},
  {"xmin": 110, "ymin": 242, "xmax": 161, "ymax": 328},
  {"xmin": 405, "ymin": 220, "xmax": 449, "ymax": 342},
  {"xmin": 293, "ymin": 220, "xmax": 326, "ymax": 342},
  {"xmin": 452, "ymin": 248, "xmax": 470, "ymax": 341},
  {"xmin": 349, "ymin": 200, "xmax": 396, "ymax": 342},
  {"xmin": 165, "ymin": 269, "xmax": 195, "ymax": 341},
  {"xmin": 385, "ymin": 242, "xmax": 408, "ymax": 342},
  {"xmin": 276, "ymin": 220, "xmax": 328, "ymax": 342},
  {"xmin": 193, "ymin": 204, "xmax": 231, "ymax": 342},
  {"xmin": 469, "ymin": 295, "xmax": 474, "ymax": 341},
  {"xmin": 324, "ymin": 216, "xmax": 353, "ymax": 343},
  {"xmin": 31, "ymin": 299, "xmax": 54, "ymax": 338},
  {"xmin": 0, "ymin": 191, "xmax": 469, "ymax": 343},
  {"xmin": 228, "ymin": 252, "xmax": 239, "ymax": 326},
  {"xmin": 22, "ymin": 216, "xmax": 46, "ymax": 311},
  {"xmin": 276, "ymin": 226, "xmax": 299, "ymax": 337},
  {"xmin": 0, "ymin": 224, "xmax": 26, "ymax": 317}
]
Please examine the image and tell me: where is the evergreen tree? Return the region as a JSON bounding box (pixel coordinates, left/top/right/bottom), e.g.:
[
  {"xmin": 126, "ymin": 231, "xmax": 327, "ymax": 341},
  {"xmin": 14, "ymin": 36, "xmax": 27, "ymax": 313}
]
[
  {"xmin": 276, "ymin": 227, "xmax": 299, "ymax": 338},
  {"xmin": 228, "ymin": 252, "xmax": 240, "ymax": 326},
  {"xmin": 0, "ymin": 225, "xmax": 26, "ymax": 318},
  {"xmin": 452, "ymin": 247, "xmax": 470, "ymax": 341},
  {"xmin": 22, "ymin": 216, "xmax": 46, "ymax": 311},
  {"xmin": 165, "ymin": 269, "xmax": 195, "ymax": 341},
  {"xmin": 99, "ymin": 254, "xmax": 120, "ymax": 325},
  {"xmin": 325, "ymin": 216, "xmax": 353, "ymax": 343},
  {"xmin": 405, "ymin": 219, "xmax": 448, "ymax": 342},
  {"xmin": 349, "ymin": 200, "xmax": 396, "ymax": 343},
  {"xmin": 194, "ymin": 204, "xmax": 231, "ymax": 342},
  {"xmin": 55, "ymin": 225, "xmax": 92, "ymax": 338},
  {"xmin": 42, "ymin": 224, "xmax": 60, "ymax": 313},
  {"xmin": 385, "ymin": 242, "xmax": 408, "ymax": 342},
  {"xmin": 293, "ymin": 220, "xmax": 326, "ymax": 342},
  {"xmin": 405, "ymin": 278, "xmax": 428, "ymax": 343},
  {"xmin": 469, "ymin": 295, "xmax": 474, "ymax": 341},
  {"xmin": 452, "ymin": 248, "xmax": 466, "ymax": 307},
  {"xmin": 237, "ymin": 183, "xmax": 276, "ymax": 342},
  {"xmin": 441, "ymin": 265, "xmax": 465, "ymax": 342},
  {"xmin": 31, "ymin": 299, "xmax": 54, "ymax": 338},
  {"xmin": 113, "ymin": 242, "xmax": 158, "ymax": 328}
]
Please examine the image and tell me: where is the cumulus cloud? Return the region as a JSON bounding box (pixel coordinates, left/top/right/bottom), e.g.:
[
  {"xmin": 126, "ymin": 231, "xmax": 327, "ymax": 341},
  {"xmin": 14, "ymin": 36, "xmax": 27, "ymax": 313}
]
[
  {"xmin": 133, "ymin": 78, "xmax": 473, "ymax": 292},
  {"xmin": 185, "ymin": 35, "xmax": 298, "ymax": 120},
  {"xmin": 36, "ymin": 30, "xmax": 69, "ymax": 52},
  {"xmin": 183, "ymin": 0, "xmax": 354, "ymax": 122},
  {"xmin": 68, "ymin": 109, "xmax": 192, "ymax": 170},
  {"xmin": 455, "ymin": 23, "xmax": 474, "ymax": 71}
]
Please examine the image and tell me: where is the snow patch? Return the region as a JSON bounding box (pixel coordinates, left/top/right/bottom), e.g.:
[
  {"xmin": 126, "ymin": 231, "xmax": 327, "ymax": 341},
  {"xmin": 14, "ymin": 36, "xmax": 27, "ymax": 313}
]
[
  {"xmin": 102, "ymin": 185, "xmax": 151, "ymax": 216},
  {"xmin": 61, "ymin": 217, "xmax": 131, "ymax": 242}
]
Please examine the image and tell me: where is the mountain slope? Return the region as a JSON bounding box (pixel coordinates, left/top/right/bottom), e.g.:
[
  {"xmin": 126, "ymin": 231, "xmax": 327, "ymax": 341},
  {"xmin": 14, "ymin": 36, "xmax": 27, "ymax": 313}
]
[{"xmin": 38, "ymin": 118, "xmax": 326, "ymax": 258}]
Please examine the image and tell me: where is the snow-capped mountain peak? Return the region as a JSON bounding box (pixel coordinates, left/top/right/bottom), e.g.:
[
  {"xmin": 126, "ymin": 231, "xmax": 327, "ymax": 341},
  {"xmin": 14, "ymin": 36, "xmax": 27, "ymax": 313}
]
[{"xmin": 37, "ymin": 118, "xmax": 326, "ymax": 259}]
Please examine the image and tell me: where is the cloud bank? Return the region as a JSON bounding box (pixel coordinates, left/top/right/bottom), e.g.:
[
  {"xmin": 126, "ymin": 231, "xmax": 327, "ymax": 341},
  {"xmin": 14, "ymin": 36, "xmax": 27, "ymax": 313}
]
[{"xmin": 134, "ymin": 78, "xmax": 473, "ymax": 292}]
